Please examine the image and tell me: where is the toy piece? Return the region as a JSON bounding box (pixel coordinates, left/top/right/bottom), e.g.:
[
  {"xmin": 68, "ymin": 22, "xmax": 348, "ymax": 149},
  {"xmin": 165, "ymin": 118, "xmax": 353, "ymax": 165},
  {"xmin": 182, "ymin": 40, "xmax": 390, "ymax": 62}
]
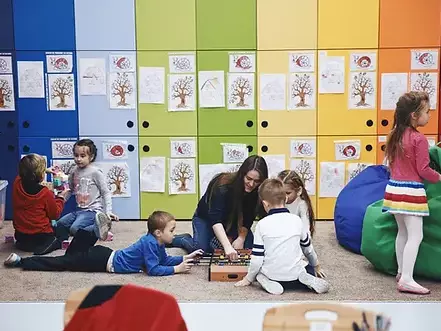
[
  {"xmin": 209, "ymin": 249, "xmax": 251, "ymax": 282},
  {"xmin": 52, "ymin": 167, "xmax": 69, "ymax": 192},
  {"xmin": 4, "ymin": 234, "xmax": 14, "ymax": 244},
  {"xmin": 62, "ymin": 240, "xmax": 71, "ymax": 250}
]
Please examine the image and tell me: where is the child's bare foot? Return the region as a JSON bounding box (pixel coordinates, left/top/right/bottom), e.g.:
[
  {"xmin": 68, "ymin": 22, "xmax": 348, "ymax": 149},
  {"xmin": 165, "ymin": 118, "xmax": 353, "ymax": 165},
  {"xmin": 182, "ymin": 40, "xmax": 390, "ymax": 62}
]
[{"xmin": 397, "ymin": 280, "xmax": 430, "ymax": 295}]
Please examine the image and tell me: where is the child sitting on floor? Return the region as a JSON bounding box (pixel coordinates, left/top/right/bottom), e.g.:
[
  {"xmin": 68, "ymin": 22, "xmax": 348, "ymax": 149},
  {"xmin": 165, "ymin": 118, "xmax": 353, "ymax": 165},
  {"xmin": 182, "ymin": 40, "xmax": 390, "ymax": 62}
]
[
  {"xmin": 5, "ymin": 211, "xmax": 202, "ymax": 277},
  {"xmin": 235, "ymin": 178, "xmax": 329, "ymax": 295}
]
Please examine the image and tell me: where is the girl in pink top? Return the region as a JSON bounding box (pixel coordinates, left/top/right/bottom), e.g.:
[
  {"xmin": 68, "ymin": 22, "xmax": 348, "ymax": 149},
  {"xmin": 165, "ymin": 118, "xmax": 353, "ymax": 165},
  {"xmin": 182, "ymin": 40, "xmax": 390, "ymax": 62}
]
[{"xmin": 383, "ymin": 91, "xmax": 441, "ymax": 295}]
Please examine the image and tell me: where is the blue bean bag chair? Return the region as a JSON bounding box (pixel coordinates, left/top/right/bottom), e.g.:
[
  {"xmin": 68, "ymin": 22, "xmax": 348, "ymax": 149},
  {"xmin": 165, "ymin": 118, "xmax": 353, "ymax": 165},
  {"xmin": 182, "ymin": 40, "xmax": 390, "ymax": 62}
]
[{"xmin": 334, "ymin": 165, "xmax": 390, "ymax": 254}]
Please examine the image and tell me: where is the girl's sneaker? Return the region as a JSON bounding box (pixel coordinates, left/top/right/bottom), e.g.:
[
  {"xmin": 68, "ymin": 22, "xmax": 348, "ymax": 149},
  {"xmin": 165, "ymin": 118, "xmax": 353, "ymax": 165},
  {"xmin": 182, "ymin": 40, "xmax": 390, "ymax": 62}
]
[
  {"xmin": 95, "ymin": 211, "xmax": 111, "ymax": 241},
  {"xmin": 298, "ymin": 271, "xmax": 330, "ymax": 294},
  {"xmin": 256, "ymin": 273, "xmax": 284, "ymax": 295},
  {"xmin": 4, "ymin": 253, "xmax": 21, "ymax": 267}
]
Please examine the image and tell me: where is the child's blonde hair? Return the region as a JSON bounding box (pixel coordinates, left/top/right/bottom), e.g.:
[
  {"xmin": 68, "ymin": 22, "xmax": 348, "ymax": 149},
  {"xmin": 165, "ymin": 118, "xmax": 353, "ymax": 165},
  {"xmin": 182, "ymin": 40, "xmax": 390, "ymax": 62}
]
[
  {"xmin": 19, "ymin": 154, "xmax": 46, "ymax": 184},
  {"xmin": 278, "ymin": 170, "xmax": 316, "ymax": 236},
  {"xmin": 147, "ymin": 211, "xmax": 175, "ymax": 235},
  {"xmin": 258, "ymin": 178, "xmax": 286, "ymax": 206}
]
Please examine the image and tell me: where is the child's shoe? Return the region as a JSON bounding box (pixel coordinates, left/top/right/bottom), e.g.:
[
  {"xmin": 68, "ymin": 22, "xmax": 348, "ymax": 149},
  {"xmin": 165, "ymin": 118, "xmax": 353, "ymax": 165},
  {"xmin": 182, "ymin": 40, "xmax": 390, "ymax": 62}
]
[
  {"xmin": 4, "ymin": 253, "xmax": 21, "ymax": 267},
  {"xmin": 95, "ymin": 211, "xmax": 111, "ymax": 241},
  {"xmin": 298, "ymin": 270, "xmax": 330, "ymax": 294},
  {"xmin": 256, "ymin": 273, "xmax": 284, "ymax": 295}
]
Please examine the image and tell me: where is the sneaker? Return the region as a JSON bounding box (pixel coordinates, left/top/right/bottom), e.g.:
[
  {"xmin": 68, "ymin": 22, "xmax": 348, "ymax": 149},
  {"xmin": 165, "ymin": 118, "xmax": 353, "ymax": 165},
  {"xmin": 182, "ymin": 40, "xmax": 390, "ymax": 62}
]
[
  {"xmin": 4, "ymin": 253, "xmax": 21, "ymax": 267},
  {"xmin": 298, "ymin": 271, "xmax": 330, "ymax": 294},
  {"xmin": 256, "ymin": 273, "xmax": 284, "ymax": 295},
  {"xmin": 95, "ymin": 211, "xmax": 111, "ymax": 241}
]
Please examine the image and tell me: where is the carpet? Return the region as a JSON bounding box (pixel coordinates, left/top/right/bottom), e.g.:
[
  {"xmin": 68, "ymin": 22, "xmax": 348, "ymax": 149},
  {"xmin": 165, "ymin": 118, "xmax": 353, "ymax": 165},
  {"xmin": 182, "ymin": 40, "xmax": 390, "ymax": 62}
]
[{"xmin": 0, "ymin": 221, "xmax": 439, "ymax": 302}]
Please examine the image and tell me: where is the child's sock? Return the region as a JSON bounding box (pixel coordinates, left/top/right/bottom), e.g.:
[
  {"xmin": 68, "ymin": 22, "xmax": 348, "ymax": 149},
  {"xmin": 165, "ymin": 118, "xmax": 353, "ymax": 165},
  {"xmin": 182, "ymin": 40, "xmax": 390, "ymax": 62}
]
[
  {"xmin": 4, "ymin": 253, "xmax": 21, "ymax": 268},
  {"xmin": 95, "ymin": 211, "xmax": 111, "ymax": 241},
  {"xmin": 256, "ymin": 273, "xmax": 284, "ymax": 295}
]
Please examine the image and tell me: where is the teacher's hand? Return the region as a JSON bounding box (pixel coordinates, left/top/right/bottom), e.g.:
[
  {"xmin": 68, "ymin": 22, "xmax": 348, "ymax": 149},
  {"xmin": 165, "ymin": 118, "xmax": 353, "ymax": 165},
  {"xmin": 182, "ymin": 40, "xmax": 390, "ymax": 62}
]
[
  {"xmin": 224, "ymin": 245, "xmax": 238, "ymax": 261},
  {"xmin": 232, "ymin": 237, "xmax": 245, "ymax": 250}
]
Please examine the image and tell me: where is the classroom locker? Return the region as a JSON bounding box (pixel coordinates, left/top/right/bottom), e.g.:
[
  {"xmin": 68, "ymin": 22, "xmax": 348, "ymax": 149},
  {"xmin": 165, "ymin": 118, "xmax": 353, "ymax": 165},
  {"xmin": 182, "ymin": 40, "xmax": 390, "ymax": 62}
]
[
  {"xmin": 0, "ymin": 0, "xmax": 14, "ymax": 50},
  {"xmin": 0, "ymin": 51, "xmax": 18, "ymax": 136},
  {"xmin": 0, "ymin": 134, "xmax": 19, "ymax": 220}
]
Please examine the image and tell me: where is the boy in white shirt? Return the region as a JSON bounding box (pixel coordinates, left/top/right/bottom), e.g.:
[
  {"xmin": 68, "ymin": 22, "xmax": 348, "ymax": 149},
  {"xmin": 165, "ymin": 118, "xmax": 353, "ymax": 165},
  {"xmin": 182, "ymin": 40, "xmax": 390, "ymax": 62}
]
[{"xmin": 235, "ymin": 178, "xmax": 329, "ymax": 295}]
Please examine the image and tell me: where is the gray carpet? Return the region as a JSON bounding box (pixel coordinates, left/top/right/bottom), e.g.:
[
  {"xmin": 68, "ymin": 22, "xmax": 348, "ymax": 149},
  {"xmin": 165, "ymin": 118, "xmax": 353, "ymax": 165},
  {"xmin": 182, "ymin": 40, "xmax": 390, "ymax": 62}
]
[{"xmin": 0, "ymin": 221, "xmax": 439, "ymax": 302}]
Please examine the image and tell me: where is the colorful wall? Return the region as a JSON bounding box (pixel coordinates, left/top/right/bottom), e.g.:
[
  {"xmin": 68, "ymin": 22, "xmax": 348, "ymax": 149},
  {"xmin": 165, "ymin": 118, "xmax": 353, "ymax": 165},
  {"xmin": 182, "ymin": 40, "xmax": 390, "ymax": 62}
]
[{"xmin": 1, "ymin": 0, "xmax": 440, "ymax": 221}]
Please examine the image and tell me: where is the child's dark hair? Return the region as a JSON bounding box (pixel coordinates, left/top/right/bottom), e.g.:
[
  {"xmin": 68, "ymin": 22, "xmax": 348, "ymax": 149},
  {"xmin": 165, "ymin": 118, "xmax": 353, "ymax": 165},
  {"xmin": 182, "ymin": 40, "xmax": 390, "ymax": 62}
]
[
  {"xmin": 278, "ymin": 170, "xmax": 316, "ymax": 237},
  {"xmin": 147, "ymin": 211, "xmax": 175, "ymax": 234},
  {"xmin": 19, "ymin": 154, "xmax": 46, "ymax": 184},
  {"xmin": 385, "ymin": 91, "xmax": 430, "ymax": 166},
  {"xmin": 258, "ymin": 178, "xmax": 286, "ymax": 206},
  {"xmin": 73, "ymin": 139, "xmax": 97, "ymax": 162}
]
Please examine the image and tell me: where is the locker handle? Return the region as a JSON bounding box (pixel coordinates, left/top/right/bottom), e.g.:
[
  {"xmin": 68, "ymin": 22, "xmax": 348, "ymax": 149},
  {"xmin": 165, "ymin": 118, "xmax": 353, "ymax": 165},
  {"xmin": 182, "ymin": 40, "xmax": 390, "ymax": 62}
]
[
  {"xmin": 128, "ymin": 144, "xmax": 135, "ymax": 152},
  {"xmin": 261, "ymin": 145, "xmax": 268, "ymax": 152},
  {"xmin": 143, "ymin": 145, "xmax": 150, "ymax": 152},
  {"xmin": 247, "ymin": 145, "xmax": 253, "ymax": 153},
  {"xmin": 127, "ymin": 121, "xmax": 134, "ymax": 128},
  {"xmin": 381, "ymin": 145, "xmax": 386, "ymax": 152},
  {"xmin": 22, "ymin": 121, "xmax": 30, "ymax": 128},
  {"xmin": 246, "ymin": 120, "xmax": 254, "ymax": 128},
  {"xmin": 365, "ymin": 144, "xmax": 373, "ymax": 152},
  {"xmin": 142, "ymin": 121, "xmax": 149, "ymax": 128},
  {"xmin": 381, "ymin": 119, "xmax": 388, "ymax": 127},
  {"xmin": 366, "ymin": 119, "xmax": 373, "ymax": 127},
  {"xmin": 261, "ymin": 121, "xmax": 268, "ymax": 128},
  {"xmin": 7, "ymin": 120, "xmax": 15, "ymax": 128},
  {"xmin": 23, "ymin": 145, "xmax": 30, "ymax": 152}
]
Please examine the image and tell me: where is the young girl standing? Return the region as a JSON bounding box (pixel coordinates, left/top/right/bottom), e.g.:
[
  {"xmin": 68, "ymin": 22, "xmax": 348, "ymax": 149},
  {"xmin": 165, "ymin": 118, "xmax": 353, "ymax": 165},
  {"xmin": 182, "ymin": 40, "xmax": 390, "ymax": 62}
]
[{"xmin": 383, "ymin": 91, "xmax": 441, "ymax": 295}]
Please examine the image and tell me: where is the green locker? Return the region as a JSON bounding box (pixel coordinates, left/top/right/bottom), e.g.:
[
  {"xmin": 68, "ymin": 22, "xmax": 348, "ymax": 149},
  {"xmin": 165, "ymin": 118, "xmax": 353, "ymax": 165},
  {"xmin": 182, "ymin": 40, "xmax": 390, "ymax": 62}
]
[
  {"xmin": 137, "ymin": 51, "xmax": 198, "ymax": 136},
  {"xmin": 198, "ymin": 136, "xmax": 258, "ymax": 164},
  {"xmin": 139, "ymin": 137, "xmax": 199, "ymax": 220},
  {"xmin": 196, "ymin": 0, "xmax": 257, "ymax": 50},
  {"xmin": 136, "ymin": 0, "xmax": 196, "ymax": 51},
  {"xmin": 197, "ymin": 51, "xmax": 257, "ymax": 136}
]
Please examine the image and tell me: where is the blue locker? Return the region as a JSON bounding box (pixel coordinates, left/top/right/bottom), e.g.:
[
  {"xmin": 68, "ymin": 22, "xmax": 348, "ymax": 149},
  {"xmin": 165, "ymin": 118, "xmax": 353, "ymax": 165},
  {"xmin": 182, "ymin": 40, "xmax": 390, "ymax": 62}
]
[
  {"xmin": 16, "ymin": 51, "xmax": 79, "ymax": 137},
  {"xmin": 0, "ymin": 134, "xmax": 19, "ymax": 220},
  {"xmin": 0, "ymin": 0, "xmax": 14, "ymax": 50},
  {"xmin": 13, "ymin": 0, "xmax": 76, "ymax": 51},
  {"xmin": 18, "ymin": 137, "xmax": 77, "ymax": 217},
  {"xmin": 74, "ymin": 0, "xmax": 136, "ymax": 51},
  {"xmin": 76, "ymin": 51, "xmax": 138, "ymax": 136},
  {"xmin": 0, "ymin": 51, "xmax": 18, "ymax": 136},
  {"xmin": 82, "ymin": 136, "xmax": 140, "ymax": 220}
]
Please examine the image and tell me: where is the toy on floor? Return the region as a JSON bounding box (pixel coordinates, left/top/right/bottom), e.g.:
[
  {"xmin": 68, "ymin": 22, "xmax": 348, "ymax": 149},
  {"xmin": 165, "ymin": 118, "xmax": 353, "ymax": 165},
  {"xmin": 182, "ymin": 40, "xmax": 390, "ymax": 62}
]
[
  {"xmin": 208, "ymin": 249, "xmax": 251, "ymax": 282},
  {"xmin": 4, "ymin": 234, "xmax": 14, "ymax": 244},
  {"xmin": 52, "ymin": 167, "xmax": 69, "ymax": 192},
  {"xmin": 62, "ymin": 239, "xmax": 71, "ymax": 250}
]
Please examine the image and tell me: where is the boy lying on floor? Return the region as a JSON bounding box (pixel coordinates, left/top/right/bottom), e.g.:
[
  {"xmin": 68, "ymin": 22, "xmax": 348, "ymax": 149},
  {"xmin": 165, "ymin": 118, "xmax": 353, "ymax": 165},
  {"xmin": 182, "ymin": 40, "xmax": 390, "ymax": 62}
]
[{"xmin": 4, "ymin": 211, "xmax": 202, "ymax": 276}]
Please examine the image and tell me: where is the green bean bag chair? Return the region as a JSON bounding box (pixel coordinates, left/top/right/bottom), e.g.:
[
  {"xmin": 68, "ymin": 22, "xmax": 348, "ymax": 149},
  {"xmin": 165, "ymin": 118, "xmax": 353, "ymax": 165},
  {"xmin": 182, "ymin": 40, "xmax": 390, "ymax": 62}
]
[{"xmin": 361, "ymin": 145, "xmax": 441, "ymax": 280}]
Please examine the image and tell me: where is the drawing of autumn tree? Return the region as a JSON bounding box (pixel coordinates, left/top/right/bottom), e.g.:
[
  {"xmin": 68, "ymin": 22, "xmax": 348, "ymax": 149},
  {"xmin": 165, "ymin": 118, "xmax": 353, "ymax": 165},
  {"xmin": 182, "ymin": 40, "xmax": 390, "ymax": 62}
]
[
  {"xmin": 351, "ymin": 72, "xmax": 374, "ymax": 107},
  {"xmin": 111, "ymin": 73, "xmax": 134, "ymax": 107},
  {"xmin": 57, "ymin": 161, "xmax": 76, "ymax": 175},
  {"xmin": 170, "ymin": 162, "xmax": 194, "ymax": 192},
  {"xmin": 412, "ymin": 72, "xmax": 436, "ymax": 98},
  {"xmin": 171, "ymin": 76, "xmax": 194, "ymax": 108},
  {"xmin": 348, "ymin": 164, "xmax": 368, "ymax": 182},
  {"xmin": 0, "ymin": 77, "xmax": 12, "ymax": 108},
  {"xmin": 229, "ymin": 76, "xmax": 252, "ymax": 107},
  {"xmin": 107, "ymin": 165, "xmax": 129, "ymax": 195},
  {"xmin": 294, "ymin": 160, "xmax": 314, "ymax": 186},
  {"xmin": 291, "ymin": 74, "xmax": 313, "ymax": 107},
  {"xmin": 51, "ymin": 75, "xmax": 73, "ymax": 108}
]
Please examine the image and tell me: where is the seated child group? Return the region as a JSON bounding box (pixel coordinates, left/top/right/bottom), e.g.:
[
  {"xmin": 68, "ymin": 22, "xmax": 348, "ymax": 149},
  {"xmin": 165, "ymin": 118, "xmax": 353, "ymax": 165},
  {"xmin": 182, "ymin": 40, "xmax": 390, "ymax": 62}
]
[{"xmin": 4, "ymin": 91, "xmax": 436, "ymax": 296}]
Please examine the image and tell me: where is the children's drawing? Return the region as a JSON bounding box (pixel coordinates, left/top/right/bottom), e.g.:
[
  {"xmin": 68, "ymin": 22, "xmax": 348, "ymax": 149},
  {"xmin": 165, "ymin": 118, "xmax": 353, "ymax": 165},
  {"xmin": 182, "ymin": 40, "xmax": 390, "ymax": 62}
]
[
  {"xmin": 0, "ymin": 56, "xmax": 12, "ymax": 74},
  {"xmin": 348, "ymin": 71, "xmax": 376, "ymax": 109},
  {"xmin": 229, "ymin": 52, "xmax": 255, "ymax": 73},
  {"xmin": 109, "ymin": 72, "xmax": 136, "ymax": 109},
  {"xmin": 168, "ymin": 74, "xmax": 196, "ymax": 111},
  {"xmin": 79, "ymin": 58, "xmax": 106, "ymax": 96},
  {"xmin": 263, "ymin": 155, "xmax": 286, "ymax": 178},
  {"xmin": 289, "ymin": 52, "xmax": 315, "ymax": 73},
  {"xmin": 290, "ymin": 158, "xmax": 316, "ymax": 196},
  {"xmin": 109, "ymin": 54, "xmax": 135, "ymax": 72},
  {"xmin": 139, "ymin": 67, "xmax": 165, "ymax": 104},
  {"xmin": 46, "ymin": 53, "xmax": 73, "ymax": 73},
  {"xmin": 349, "ymin": 52, "xmax": 377, "ymax": 71},
  {"xmin": 411, "ymin": 72, "xmax": 438, "ymax": 109},
  {"xmin": 48, "ymin": 74, "xmax": 75, "ymax": 111},
  {"xmin": 319, "ymin": 56, "xmax": 345, "ymax": 94},
  {"xmin": 319, "ymin": 162, "xmax": 345, "ymax": 198},
  {"xmin": 288, "ymin": 73, "xmax": 316, "ymax": 110},
  {"xmin": 223, "ymin": 163, "xmax": 241, "ymax": 173},
  {"xmin": 51, "ymin": 141, "xmax": 75, "ymax": 159},
  {"xmin": 102, "ymin": 141, "xmax": 128, "ymax": 160},
  {"xmin": 290, "ymin": 138, "xmax": 316, "ymax": 158},
  {"xmin": 347, "ymin": 163, "xmax": 373, "ymax": 184},
  {"xmin": 411, "ymin": 49, "xmax": 438, "ymax": 70},
  {"xmin": 259, "ymin": 74, "xmax": 286, "ymax": 110},
  {"xmin": 169, "ymin": 158, "xmax": 196, "ymax": 195},
  {"xmin": 0, "ymin": 75, "xmax": 14, "ymax": 111},
  {"xmin": 140, "ymin": 157, "xmax": 166, "ymax": 193},
  {"xmin": 51, "ymin": 159, "xmax": 76, "ymax": 175},
  {"xmin": 170, "ymin": 139, "xmax": 196, "ymax": 158},
  {"xmin": 96, "ymin": 162, "xmax": 131, "ymax": 198},
  {"xmin": 335, "ymin": 140, "xmax": 361, "ymax": 161},
  {"xmin": 198, "ymin": 164, "xmax": 223, "ymax": 195},
  {"xmin": 17, "ymin": 61, "xmax": 45, "ymax": 98},
  {"xmin": 380, "ymin": 73, "xmax": 408, "ymax": 110},
  {"xmin": 222, "ymin": 143, "xmax": 248, "ymax": 163},
  {"xmin": 198, "ymin": 70, "xmax": 225, "ymax": 108},
  {"xmin": 168, "ymin": 53, "xmax": 195, "ymax": 73},
  {"xmin": 227, "ymin": 73, "xmax": 254, "ymax": 110}
]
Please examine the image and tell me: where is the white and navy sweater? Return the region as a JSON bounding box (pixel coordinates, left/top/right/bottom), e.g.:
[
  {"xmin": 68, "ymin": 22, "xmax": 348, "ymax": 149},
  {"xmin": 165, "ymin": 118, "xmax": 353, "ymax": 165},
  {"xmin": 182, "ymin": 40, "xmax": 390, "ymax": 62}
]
[{"xmin": 245, "ymin": 208, "xmax": 318, "ymax": 282}]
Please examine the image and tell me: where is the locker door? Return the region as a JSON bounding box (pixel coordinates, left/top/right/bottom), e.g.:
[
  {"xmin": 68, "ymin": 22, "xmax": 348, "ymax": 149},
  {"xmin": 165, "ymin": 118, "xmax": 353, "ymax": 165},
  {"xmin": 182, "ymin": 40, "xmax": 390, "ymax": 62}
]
[
  {"xmin": 0, "ymin": 51, "xmax": 18, "ymax": 136},
  {"xmin": 139, "ymin": 137, "xmax": 199, "ymax": 220},
  {"xmin": 136, "ymin": 0, "xmax": 196, "ymax": 51},
  {"xmin": 318, "ymin": 0, "xmax": 379, "ymax": 49},
  {"xmin": 137, "ymin": 51, "xmax": 197, "ymax": 137},
  {"xmin": 378, "ymin": 49, "xmax": 440, "ymax": 135},
  {"xmin": 0, "ymin": 0, "xmax": 14, "ymax": 50},
  {"xmin": 317, "ymin": 50, "xmax": 378, "ymax": 136},
  {"xmin": 74, "ymin": 0, "xmax": 136, "ymax": 51},
  {"xmin": 77, "ymin": 51, "xmax": 138, "ymax": 136},
  {"xmin": 84, "ymin": 136, "xmax": 140, "ymax": 220},
  {"xmin": 379, "ymin": 0, "xmax": 441, "ymax": 48},
  {"xmin": 257, "ymin": 51, "xmax": 316, "ymax": 136},
  {"xmin": 196, "ymin": 0, "xmax": 256, "ymax": 50},
  {"xmin": 13, "ymin": 0, "xmax": 76, "ymax": 51},
  {"xmin": 198, "ymin": 51, "xmax": 257, "ymax": 136},
  {"xmin": 16, "ymin": 51, "xmax": 79, "ymax": 137},
  {"xmin": 317, "ymin": 136, "xmax": 377, "ymax": 220},
  {"xmin": 257, "ymin": 0, "xmax": 317, "ymax": 50},
  {"xmin": 0, "ymin": 134, "xmax": 18, "ymax": 220}
]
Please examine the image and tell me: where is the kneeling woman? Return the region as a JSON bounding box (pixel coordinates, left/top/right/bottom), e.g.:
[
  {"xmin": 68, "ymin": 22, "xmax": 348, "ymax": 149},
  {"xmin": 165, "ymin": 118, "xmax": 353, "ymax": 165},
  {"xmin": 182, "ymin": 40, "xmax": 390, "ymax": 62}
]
[{"xmin": 172, "ymin": 155, "xmax": 268, "ymax": 260}]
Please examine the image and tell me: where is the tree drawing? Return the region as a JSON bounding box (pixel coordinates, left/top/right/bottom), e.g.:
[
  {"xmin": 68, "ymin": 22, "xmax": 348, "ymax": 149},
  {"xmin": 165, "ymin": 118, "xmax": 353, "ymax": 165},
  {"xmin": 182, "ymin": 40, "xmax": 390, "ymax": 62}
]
[
  {"xmin": 56, "ymin": 160, "xmax": 76, "ymax": 175},
  {"xmin": 111, "ymin": 73, "xmax": 134, "ymax": 107},
  {"xmin": 412, "ymin": 72, "xmax": 436, "ymax": 98},
  {"xmin": 171, "ymin": 76, "xmax": 194, "ymax": 108},
  {"xmin": 351, "ymin": 72, "xmax": 374, "ymax": 107},
  {"xmin": 294, "ymin": 160, "xmax": 314, "ymax": 185},
  {"xmin": 107, "ymin": 165, "xmax": 129, "ymax": 195},
  {"xmin": 170, "ymin": 162, "xmax": 194, "ymax": 192},
  {"xmin": 348, "ymin": 164, "xmax": 368, "ymax": 182},
  {"xmin": 229, "ymin": 76, "xmax": 252, "ymax": 107},
  {"xmin": 291, "ymin": 74, "xmax": 313, "ymax": 107},
  {"xmin": 51, "ymin": 75, "xmax": 73, "ymax": 108},
  {"xmin": 0, "ymin": 77, "xmax": 12, "ymax": 108}
]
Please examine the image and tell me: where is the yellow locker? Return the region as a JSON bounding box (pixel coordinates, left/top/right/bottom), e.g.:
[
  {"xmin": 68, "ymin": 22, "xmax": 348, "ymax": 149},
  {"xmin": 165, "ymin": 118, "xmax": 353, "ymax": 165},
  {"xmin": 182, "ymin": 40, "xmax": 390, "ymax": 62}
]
[
  {"xmin": 317, "ymin": 136, "xmax": 377, "ymax": 220},
  {"xmin": 317, "ymin": 49, "xmax": 378, "ymax": 136},
  {"xmin": 257, "ymin": 51, "xmax": 317, "ymax": 136}
]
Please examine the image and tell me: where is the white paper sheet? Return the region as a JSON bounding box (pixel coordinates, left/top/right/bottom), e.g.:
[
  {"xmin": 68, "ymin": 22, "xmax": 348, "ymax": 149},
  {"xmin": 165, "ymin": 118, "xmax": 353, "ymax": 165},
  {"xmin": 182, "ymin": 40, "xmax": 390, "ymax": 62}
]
[
  {"xmin": 51, "ymin": 140, "xmax": 76, "ymax": 159},
  {"xmin": 170, "ymin": 138, "xmax": 196, "ymax": 158},
  {"xmin": 168, "ymin": 74, "xmax": 196, "ymax": 111},
  {"xmin": 288, "ymin": 73, "xmax": 316, "ymax": 110},
  {"xmin": 102, "ymin": 141, "xmax": 129, "ymax": 160},
  {"xmin": 138, "ymin": 67, "xmax": 165, "ymax": 104},
  {"xmin": 0, "ymin": 56, "xmax": 13, "ymax": 74},
  {"xmin": 410, "ymin": 72, "xmax": 438, "ymax": 109},
  {"xmin": 109, "ymin": 72, "xmax": 136, "ymax": 109},
  {"xmin": 349, "ymin": 52, "xmax": 377, "ymax": 71},
  {"xmin": 46, "ymin": 53, "xmax": 73, "ymax": 73},
  {"xmin": 290, "ymin": 158, "xmax": 316, "ymax": 196},
  {"xmin": 411, "ymin": 49, "xmax": 439, "ymax": 70},
  {"xmin": 109, "ymin": 54, "xmax": 135, "ymax": 72},
  {"xmin": 96, "ymin": 162, "xmax": 131, "ymax": 198},
  {"xmin": 348, "ymin": 71, "xmax": 376, "ymax": 110},
  {"xmin": 169, "ymin": 53, "xmax": 196, "ymax": 73},
  {"xmin": 227, "ymin": 73, "xmax": 254, "ymax": 110},
  {"xmin": 263, "ymin": 154, "xmax": 286, "ymax": 178},
  {"xmin": 334, "ymin": 140, "xmax": 361, "ymax": 161},
  {"xmin": 229, "ymin": 52, "xmax": 255, "ymax": 73},
  {"xmin": 198, "ymin": 163, "xmax": 224, "ymax": 195},
  {"xmin": 222, "ymin": 143, "xmax": 248, "ymax": 163},
  {"xmin": 318, "ymin": 56, "xmax": 345, "ymax": 94},
  {"xmin": 198, "ymin": 70, "xmax": 225, "ymax": 108},
  {"xmin": 140, "ymin": 156, "xmax": 166, "ymax": 193},
  {"xmin": 290, "ymin": 138, "xmax": 316, "ymax": 158},
  {"xmin": 380, "ymin": 73, "xmax": 408, "ymax": 110},
  {"xmin": 289, "ymin": 52, "xmax": 315, "ymax": 73},
  {"xmin": 0, "ymin": 74, "xmax": 15, "ymax": 111},
  {"xmin": 319, "ymin": 162, "xmax": 345, "ymax": 198},
  {"xmin": 17, "ymin": 61, "xmax": 45, "ymax": 98},
  {"xmin": 51, "ymin": 159, "xmax": 76, "ymax": 175},
  {"xmin": 169, "ymin": 158, "xmax": 196, "ymax": 195},
  {"xmin": 48, "ymin": 74, "xmax": 76, "ymax": 111},
  {"xmin": 79, "ymin": 58, "xmax": 107, "ymax": 96},
  {"xmin": 259, "ymin": 74, "xmax": 286, "ymax": 111},
  {"xmin": 347, "ymin": 162, "xmax": 373, "ymax": 184}
]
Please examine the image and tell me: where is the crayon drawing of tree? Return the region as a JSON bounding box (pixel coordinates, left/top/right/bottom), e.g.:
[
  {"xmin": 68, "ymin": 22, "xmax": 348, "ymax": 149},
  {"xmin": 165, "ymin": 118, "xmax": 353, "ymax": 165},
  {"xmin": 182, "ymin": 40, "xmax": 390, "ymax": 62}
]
[
  {"xmin": 351, "ymin": 72, "xmax": 374, "ymax": 107},
  {"xmin": 412, "ymin": 72, "xmax": 436, "ymax": 98},
  {"xmin": 291, "ymin": 74, "xmax": 313, "ymax": 107},
  {"xmin": 294, "ymin": 160, "xmax": 314, "ymax": 186},
  {"xmin": 229, "ymin": 76, "xmax": 252, "ymax": 107},
  {"xmin": 0, "ymin": 78, "xmax": 12, "ymax": 108},
  {"xmin": 107, "ymin": 165, "xmax": 129, "ymax": 195},
  {"xmin": 170, "ymin": 162, "xmax": 194, "ymax": 192},
  {"xmin": 51, "ymin": 75, "xmax": 73, "ymax": 108},
  {"xmin": 111, "ymin": 73, "xmax": 134, "ymax": 107},
  {"xmin": 171, "ymin": 76, "xmax": 194, "ymax": 108}
]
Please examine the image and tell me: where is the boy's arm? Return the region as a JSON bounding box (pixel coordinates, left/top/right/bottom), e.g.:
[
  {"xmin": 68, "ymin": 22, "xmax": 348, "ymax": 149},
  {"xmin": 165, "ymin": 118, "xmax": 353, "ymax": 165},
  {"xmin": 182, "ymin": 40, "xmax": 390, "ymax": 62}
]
[
  {"xmin": 143, "ymin": 240, "xmax": 175, "ymax": 276},
  {"xmin": 95, "ymin": 169, "xmax": 113, "ymax": 214},
  {"xmin": 245, "ymin": 223, "xmax": 264, "ymax": 283},
  {"xmin": 163, "ymin": 248, "xmax": 184, "ymax": 266},
  {"xmin": 300, "ymin": 229, "xmax": 318, "ymax": 267},
  {"xmin": 43, "ymin": 189, "xmax": 66, "ymax": 220}
]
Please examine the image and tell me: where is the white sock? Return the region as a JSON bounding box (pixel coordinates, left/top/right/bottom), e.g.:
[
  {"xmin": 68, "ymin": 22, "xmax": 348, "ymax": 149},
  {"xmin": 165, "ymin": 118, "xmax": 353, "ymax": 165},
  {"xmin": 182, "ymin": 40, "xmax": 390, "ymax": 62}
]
[
  {"xmin": 400, "ymin": 215, "xmax": 423, "ymax": 286},
  {"xmin": 394, "ymin": 214, "xmax": 407, "ymax": 274}
]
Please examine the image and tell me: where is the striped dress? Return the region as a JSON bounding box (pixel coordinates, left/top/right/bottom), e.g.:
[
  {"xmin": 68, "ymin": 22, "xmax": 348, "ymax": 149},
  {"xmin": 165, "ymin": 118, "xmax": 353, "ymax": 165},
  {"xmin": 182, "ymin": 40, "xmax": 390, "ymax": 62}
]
[{"xmin": 382, "ymin": 179, "xmax": 429, "ymax": 217}]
